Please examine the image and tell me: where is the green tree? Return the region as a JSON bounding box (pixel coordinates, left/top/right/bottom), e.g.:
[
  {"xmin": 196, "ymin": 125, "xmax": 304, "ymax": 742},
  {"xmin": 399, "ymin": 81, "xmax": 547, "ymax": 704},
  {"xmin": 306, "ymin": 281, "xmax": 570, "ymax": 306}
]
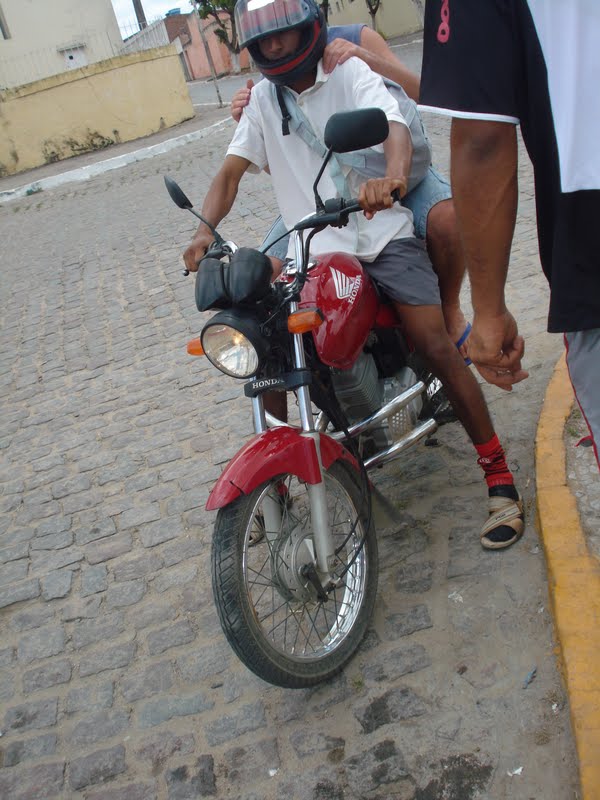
[{"xmin": 191, "ymin": 0, "xmax": 241, "ymax": 71}]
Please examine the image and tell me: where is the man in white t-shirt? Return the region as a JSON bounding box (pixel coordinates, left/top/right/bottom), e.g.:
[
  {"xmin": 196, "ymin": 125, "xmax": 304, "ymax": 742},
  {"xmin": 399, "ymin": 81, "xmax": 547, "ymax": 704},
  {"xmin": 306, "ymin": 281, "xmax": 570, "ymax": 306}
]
[{"xmin": 183, "ymin": 0, "xmax": 524, "ymax": 550}]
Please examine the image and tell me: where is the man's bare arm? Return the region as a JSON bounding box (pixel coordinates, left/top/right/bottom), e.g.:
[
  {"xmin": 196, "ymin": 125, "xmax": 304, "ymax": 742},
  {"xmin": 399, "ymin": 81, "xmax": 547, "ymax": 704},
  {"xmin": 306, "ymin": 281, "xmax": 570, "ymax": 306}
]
[
  {"xmin": 183, "ymin": 155, "xmax": 251, "ymax": 273},
  {"xmin": 450, "ymin": 118, "xmax": 528, "ymax": 389},
  {"xmin": 360, "ymin": 121, "xmax": 412, "ymax": 218},
  {"xmin": 384, "ymin": 121, "xmax": 413, "ymax": 187}
]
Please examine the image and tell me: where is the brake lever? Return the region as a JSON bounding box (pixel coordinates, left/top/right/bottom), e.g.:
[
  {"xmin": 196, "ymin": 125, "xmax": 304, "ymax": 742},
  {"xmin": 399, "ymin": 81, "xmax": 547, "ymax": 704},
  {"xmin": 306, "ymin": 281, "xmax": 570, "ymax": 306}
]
[{"xmin": 182, "ymin": 240, "xmax": 226, "ymax": 277}]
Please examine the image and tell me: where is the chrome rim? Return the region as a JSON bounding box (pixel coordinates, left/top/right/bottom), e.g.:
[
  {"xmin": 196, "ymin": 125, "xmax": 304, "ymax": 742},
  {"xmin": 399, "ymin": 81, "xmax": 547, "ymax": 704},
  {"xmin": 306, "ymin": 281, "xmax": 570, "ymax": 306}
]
[{"xmin": 242, "ymin": 473, "xmax": 367, "ymax": 661}]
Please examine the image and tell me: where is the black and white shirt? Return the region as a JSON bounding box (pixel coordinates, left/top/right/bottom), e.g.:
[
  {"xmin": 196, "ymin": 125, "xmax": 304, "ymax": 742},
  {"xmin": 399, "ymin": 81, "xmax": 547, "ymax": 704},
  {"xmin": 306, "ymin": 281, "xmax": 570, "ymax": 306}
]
[{"xmin": 419, "ymin": 0, "xmax": 600, "ymax": 332}]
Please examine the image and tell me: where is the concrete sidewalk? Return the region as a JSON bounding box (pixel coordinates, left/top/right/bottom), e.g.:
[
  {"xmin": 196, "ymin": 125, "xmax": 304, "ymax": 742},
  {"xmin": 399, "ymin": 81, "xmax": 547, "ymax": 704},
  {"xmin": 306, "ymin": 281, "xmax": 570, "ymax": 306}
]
[{"xmin": 0, "ymin": 88, "xmax": 597, "ymax": 798}]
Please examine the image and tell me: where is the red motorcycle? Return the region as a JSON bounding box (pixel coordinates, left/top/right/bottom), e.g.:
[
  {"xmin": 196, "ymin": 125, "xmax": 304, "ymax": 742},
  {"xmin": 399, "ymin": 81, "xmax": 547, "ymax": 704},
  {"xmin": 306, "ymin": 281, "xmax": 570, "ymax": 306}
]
[{"xmin": 165, "ymin": 108, "xmax": 452, "ymax": 688}]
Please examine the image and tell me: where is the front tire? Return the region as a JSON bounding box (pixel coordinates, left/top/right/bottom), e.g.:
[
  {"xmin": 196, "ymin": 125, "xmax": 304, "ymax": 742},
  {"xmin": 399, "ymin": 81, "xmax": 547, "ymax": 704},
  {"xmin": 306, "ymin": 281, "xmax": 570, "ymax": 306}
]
[{"xmin": 211, "ymin": 461, "xmax": 378, "ymax": 688}]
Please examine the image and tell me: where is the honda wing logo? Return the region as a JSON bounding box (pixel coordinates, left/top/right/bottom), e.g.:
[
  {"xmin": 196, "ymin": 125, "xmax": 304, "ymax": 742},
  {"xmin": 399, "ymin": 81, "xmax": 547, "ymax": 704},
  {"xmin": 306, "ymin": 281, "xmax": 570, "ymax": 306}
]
[{"xmin": 331, "ymin": 268, "xmax": 361, "ymax": 304}]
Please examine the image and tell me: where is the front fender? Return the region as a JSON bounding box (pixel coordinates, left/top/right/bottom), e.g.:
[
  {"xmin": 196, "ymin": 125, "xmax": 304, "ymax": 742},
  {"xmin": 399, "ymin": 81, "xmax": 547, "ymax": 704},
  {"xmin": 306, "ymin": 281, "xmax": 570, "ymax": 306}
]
[{"xmin": 206, "ymin": 427, "xmax": 357, "ymax": 511}]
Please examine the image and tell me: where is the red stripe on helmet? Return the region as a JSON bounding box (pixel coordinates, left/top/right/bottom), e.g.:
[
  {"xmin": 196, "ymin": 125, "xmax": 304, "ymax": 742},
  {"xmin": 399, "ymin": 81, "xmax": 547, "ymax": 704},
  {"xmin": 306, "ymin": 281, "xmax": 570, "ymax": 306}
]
[{"xmin": 259, "ymin": 21, "xmax": 321, "ymax": 76}]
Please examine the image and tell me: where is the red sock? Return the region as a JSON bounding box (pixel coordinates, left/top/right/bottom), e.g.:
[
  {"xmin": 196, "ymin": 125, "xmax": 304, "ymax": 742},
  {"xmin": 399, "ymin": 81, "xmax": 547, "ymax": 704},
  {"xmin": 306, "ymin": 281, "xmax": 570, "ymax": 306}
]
[{"xmin": 475, "ymin": 434, "xmax": 514, "ymax": 489}]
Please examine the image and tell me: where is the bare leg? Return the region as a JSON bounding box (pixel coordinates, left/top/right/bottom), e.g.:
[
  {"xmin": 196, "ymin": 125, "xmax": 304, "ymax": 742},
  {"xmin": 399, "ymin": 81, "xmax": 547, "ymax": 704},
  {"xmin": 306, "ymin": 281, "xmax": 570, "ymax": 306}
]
[
  {"xmin": 264, "ymin": 391, "xmax": 288, "ymax": 423},
  {"xmin": 395, "ymin": 302, "xmax": 494, "ymax": 445},
  {"xmin": 425, "ymin": 199, "xmax": 468, "ymax": 354}
]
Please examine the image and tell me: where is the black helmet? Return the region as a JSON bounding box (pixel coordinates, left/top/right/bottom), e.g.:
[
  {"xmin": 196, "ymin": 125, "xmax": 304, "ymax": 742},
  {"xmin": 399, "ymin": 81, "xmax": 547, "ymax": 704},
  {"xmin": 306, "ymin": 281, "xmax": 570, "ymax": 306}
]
[{"xmin": 235, "ymin": 0, "xmax": 327, "ymax": 86}]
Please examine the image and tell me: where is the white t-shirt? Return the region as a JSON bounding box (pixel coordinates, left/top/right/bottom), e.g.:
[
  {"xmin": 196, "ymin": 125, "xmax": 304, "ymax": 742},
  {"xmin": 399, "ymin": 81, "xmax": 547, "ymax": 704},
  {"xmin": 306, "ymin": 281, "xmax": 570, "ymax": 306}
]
[
  {"xmin": 527, "ymin": 1, "xmax": 600, "ymax": 193},
  {"xmin": 227, "ymin": 58, "xmax": 415, "ymax": 262}
]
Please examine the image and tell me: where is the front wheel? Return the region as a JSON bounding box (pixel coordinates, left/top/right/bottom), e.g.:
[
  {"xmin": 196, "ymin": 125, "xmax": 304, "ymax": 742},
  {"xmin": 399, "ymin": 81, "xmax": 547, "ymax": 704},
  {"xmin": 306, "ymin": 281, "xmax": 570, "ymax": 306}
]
[{"xmin": 211, "ymin": 461, "xmax": 378, "ymax": 688}]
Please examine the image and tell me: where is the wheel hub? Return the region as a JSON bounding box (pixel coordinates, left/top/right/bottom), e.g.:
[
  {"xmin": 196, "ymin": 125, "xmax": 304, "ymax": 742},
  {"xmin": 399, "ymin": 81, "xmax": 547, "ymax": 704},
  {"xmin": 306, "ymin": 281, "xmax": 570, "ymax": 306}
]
[{"xmin": 272, "ymin": 523, "xmax": 320, "ymax": 603}]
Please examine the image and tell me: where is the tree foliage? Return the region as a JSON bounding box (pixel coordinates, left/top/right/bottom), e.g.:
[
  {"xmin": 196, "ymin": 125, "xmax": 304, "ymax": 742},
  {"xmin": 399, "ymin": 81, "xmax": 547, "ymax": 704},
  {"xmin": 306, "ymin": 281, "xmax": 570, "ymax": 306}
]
[{"xmin": 192, "ymin": 0, "xmax": 239, "ymax": 54}]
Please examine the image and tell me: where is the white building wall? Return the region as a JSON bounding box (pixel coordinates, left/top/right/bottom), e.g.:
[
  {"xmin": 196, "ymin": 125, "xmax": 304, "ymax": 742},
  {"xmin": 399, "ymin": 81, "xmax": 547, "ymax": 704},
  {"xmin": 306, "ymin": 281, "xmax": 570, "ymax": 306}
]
[
  {"xmin": 0, "ymin": 0, "xmax": 124, "ymax": 88},
  {"xmin": 120, "ymin": 20, "xmax": 170, "ymax": 55}
]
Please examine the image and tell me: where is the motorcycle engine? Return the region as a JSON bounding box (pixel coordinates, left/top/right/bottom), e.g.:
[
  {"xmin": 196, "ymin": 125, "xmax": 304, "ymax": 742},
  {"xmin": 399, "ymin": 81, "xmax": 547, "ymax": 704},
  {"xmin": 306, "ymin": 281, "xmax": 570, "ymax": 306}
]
[
  {"xmin": 330, "ymin": 355, "xmax": 422, "ymax": 454},
  {"xmin": 330, "ymin": 352, "xmax": 382, "ymax": 422},
  {"xmin": 382, "ymin": 367, "xmax": 423, "ymax": 437}
]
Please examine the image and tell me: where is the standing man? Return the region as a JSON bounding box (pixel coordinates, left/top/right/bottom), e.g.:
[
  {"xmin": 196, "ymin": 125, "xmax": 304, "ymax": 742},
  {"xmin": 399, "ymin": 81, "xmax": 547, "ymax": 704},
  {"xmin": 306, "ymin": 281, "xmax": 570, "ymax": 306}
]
[{"xmin": 419, "ymin": 1, "xmax": 600, "ymax": 468}]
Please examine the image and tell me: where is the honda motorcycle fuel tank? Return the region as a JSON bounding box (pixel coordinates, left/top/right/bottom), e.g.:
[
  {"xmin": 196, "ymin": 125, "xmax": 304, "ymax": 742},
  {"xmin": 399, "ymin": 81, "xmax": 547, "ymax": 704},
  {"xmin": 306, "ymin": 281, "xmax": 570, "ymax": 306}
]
[{"xmin": 299, "ymin": 252, "xmax": 379, "ymax": 369}]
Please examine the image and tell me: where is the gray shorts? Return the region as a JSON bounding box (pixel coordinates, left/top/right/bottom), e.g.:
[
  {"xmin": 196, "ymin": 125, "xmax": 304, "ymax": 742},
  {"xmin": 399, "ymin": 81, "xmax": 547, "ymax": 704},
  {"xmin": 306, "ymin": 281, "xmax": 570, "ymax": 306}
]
[
  {"xmin": 261, "ymin": 166, "xmax": 453, "ymax": 260},
  {"xmin": 361, "ymin": 238, "xmax": 441, "ymax": 307},
  {"xmin": 564, "ymin": 329, "xmax": 600, "ymax": 466}
]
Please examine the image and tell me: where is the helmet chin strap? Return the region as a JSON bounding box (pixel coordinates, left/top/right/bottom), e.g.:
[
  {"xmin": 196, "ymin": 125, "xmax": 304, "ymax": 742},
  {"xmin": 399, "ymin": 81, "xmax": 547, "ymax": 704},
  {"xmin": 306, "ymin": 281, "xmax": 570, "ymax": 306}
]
[{"xmin": 275, "ymin": 85, "xmax": 292, "ymax": 135}]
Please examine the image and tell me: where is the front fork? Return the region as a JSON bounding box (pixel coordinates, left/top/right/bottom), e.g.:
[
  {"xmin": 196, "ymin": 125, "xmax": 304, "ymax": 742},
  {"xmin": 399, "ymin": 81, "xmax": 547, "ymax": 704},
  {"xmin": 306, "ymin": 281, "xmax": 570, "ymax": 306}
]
[{"xmin": 251, "ymin": 320, "xmax": 336, "ymax": 585}]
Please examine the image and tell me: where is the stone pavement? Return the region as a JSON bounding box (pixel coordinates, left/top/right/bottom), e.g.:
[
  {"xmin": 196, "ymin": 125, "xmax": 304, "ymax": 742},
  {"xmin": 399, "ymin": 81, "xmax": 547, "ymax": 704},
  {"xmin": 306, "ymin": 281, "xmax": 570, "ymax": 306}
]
[{"xmin": 0, "ymin": 103, "xmax": 585, "ymax": 799}]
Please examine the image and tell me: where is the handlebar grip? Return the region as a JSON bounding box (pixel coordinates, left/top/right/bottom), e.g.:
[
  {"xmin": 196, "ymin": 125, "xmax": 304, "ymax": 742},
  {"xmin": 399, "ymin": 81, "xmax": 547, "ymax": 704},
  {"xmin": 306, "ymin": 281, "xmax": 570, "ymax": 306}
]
[
  {"xmin": 343, "ymin": 200, "xmax": 362, "ymax": 214},
  {"xmin": 182, "ymin": 240, "xmax": 221, "ymax": 278},
  {"xmin": 203, "ymin": 241, "xmax": 223, "ymax": 259},
  {"xmin": 344, "ymin": 189, "xmax": 401, "ymax": 214}
]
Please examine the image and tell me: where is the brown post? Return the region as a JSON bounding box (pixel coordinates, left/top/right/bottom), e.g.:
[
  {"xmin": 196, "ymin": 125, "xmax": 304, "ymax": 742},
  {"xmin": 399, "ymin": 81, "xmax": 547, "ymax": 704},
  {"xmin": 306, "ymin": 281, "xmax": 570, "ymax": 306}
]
[
  {"xmin": 192, "ymin": 1, "xmax": 224, "ymax": 108},
  {"xmin": 132, "ymin": 0, "xmax": 148, "ymax": 30}
]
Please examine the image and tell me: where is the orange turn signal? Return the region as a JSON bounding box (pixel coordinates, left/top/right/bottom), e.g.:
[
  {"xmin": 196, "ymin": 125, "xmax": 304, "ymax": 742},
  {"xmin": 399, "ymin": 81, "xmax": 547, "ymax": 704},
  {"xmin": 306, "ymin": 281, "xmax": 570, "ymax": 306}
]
[
  {"xmin": 287, "ymin": 309, "xmax": 324, "ymax": 334},
  {"xmin": 187, "ymin": 337, "xmax": 205, "ymax": 356}
]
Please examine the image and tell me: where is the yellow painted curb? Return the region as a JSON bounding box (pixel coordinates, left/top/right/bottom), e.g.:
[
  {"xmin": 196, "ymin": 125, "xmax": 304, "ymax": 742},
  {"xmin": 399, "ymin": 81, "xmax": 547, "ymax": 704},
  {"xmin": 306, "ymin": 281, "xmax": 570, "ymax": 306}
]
[{"xmin": 536, "ymin": 353, "xmax": 600, "ymax": 799}]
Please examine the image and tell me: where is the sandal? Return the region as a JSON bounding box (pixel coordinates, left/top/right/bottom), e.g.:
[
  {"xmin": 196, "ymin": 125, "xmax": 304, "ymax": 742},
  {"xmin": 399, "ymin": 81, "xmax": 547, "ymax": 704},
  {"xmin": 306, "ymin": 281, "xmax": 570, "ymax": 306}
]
[{"xmin": 480, "ymin": 491, "xmax": 525, "ymax": 550}]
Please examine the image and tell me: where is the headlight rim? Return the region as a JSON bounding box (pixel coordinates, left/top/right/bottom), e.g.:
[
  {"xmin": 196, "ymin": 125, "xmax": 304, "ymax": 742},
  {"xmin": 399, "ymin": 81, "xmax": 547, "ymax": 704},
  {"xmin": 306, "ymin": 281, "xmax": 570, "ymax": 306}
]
[{"xmin": 200, "ymin": 310, "xmax": 268, "ymax": 379}]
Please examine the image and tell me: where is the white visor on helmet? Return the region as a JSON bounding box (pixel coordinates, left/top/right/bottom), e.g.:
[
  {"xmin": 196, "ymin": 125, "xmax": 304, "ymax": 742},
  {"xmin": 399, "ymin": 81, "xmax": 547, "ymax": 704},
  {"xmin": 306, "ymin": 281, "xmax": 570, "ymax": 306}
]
[{"xmin": 236, "ymin": 0, "xmax": 317, "ymax": 49}]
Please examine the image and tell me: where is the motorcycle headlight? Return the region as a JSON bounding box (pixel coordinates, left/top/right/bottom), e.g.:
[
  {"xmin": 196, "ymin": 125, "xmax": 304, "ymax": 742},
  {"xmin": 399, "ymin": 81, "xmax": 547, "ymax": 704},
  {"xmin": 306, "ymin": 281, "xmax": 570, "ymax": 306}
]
[{"xmin": 201, "ymin": 311, "xmax": 268, "ymax": 379}]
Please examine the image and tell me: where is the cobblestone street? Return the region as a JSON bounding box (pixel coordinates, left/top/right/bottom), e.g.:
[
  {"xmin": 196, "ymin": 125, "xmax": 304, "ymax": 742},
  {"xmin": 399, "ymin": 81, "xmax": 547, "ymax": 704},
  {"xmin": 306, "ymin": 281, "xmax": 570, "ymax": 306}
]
[{"xmin": 0, "ymin": 107, "xmax": 580, "ymax": 799}]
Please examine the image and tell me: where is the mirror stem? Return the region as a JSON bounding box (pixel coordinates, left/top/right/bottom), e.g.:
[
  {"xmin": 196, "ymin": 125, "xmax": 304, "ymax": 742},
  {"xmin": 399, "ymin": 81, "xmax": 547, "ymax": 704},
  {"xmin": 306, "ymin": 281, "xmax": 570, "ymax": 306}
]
[
  {"xmin": 188, "ymin": 209, "xmax": 225, "ymax": 245},
  {"xmin": 312, "ymin": 147, "xmax": 334, "ymax": 212}
]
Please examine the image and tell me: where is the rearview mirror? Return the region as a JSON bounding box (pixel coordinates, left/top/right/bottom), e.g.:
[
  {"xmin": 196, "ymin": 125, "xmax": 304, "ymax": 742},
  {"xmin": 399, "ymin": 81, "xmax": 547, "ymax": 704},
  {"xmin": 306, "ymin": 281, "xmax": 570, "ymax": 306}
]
[
  {"xmin": 164, "ymin": 176, "xmax": 193, "ymax": 209},
  {"xmin": 324, "ymin": 108, "xmax": 389, "ymax": 154}
]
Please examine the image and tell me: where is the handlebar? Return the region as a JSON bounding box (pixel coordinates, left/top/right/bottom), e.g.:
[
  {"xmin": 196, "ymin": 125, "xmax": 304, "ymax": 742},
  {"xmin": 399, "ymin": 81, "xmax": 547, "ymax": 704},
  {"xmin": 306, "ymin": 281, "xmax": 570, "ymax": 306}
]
[
  {"xmin": 183, "ymin": 189, "xmax": 403, "ymax": 276},
  {"xmin": 293, "ymin": 189, "xmax": 402, "ymax": 233},
  {"xmin": 183, "ymin": 240, "xmax": 235, "ymax": 277}
]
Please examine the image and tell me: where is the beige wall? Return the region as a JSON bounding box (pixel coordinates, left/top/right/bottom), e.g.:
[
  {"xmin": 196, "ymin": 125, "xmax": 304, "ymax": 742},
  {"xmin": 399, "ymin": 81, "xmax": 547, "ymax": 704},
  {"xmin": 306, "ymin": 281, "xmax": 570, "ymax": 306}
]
[
  {"xmin": 0, "ymin": 45, "xmax": 194, "ymax": 177},
  {"xmin": 327, "ymin": 0, "xmax": 422, "ymax": 39},
  {"xmin": 0, "ymin": 0, "xmax": 123, "ymax": 87}
]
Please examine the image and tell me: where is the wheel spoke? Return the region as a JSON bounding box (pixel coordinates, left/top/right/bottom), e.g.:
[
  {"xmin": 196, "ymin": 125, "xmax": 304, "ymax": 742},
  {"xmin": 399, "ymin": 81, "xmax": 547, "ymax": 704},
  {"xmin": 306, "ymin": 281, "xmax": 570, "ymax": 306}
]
[
  {"xmin": 234, "ymin": 471, "xmax": 369, "ymax": 662},
  {"xmin": 258, "ymin": 596, "xmax": 293, "ymax": 628}
]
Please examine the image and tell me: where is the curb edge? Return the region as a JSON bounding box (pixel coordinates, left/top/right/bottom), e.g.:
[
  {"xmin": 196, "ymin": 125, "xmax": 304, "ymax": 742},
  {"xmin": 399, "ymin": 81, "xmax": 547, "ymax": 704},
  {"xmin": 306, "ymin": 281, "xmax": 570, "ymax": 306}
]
[{"xmin": 535, "ymin": 352, "xmax": 600, "ymax": 799}]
